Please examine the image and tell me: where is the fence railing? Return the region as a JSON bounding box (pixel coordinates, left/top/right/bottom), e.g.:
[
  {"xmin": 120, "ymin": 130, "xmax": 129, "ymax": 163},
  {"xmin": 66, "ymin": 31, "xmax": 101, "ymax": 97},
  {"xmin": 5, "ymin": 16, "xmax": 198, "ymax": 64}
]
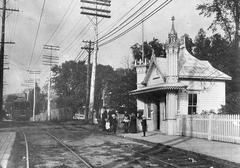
[
  {"xmin": 177, "ymin": 114, "xmax": 240, "ymax": 144},
  {"xmin": 30, "ymin": 108, "xmax": 73, "ymax": 121}
]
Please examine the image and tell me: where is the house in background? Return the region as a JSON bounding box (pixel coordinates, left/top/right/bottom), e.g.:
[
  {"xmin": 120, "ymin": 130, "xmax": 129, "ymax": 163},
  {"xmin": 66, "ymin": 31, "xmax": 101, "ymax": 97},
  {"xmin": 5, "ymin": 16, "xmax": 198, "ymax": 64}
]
[{"xmin": 130, "ymin": 17, "xmax": 231, "ymax": 135}]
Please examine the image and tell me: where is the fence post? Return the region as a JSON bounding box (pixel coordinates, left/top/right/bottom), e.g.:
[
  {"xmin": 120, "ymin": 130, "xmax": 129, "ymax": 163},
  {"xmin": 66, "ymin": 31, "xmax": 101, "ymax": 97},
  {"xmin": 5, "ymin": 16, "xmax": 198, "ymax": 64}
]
[{"xmin": 208, "ymin": 114, "xmax": 213, "ymax": 140}]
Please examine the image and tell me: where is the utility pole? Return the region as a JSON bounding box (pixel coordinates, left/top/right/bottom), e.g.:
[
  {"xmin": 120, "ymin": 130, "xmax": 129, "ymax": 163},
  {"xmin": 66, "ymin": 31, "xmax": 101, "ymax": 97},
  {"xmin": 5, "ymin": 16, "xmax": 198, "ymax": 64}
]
[
  {"xmin": 42, "ymin": 44, "xmax": 59, "ymax": 121},
  {"xmin": 23, "ymin": 79, "xmax": 34, "ymax": 114},
  {"xmin": 81, "ymin": 0, "xmax": 111, "ymax": 123},
  {"xmin": 81, "ymin": 40, "xmax": 94, "ymax": 122},
  {"xmin": 0, "ymin": 0, "xmax": 19, "ymax": 117},
  {"xmin": 4, "ymin": 55, "xmax": 9, "ymax": 70},
  {"xmin": 28, "ymin": 70, "xmax": 41, "ymax": 122}
]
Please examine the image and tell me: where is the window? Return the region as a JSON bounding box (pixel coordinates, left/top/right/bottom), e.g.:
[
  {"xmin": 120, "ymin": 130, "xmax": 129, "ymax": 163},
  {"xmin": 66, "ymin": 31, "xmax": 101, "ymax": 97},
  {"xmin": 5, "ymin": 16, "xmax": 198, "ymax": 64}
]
[
  {"xmin": 188, "ymin": 94, "xmax": 197, "ymax": 114},
  {"xmin": 147, "ymin": 103, "xmax": 152, "ymax": 119}
]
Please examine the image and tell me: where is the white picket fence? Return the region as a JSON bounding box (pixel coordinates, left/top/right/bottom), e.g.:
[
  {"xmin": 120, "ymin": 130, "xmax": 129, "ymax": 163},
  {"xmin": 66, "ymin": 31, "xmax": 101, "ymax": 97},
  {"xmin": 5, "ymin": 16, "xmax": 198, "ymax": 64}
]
[{"xmin": 177, "ymin": 114, "xmax": 240, "ymax": 144}]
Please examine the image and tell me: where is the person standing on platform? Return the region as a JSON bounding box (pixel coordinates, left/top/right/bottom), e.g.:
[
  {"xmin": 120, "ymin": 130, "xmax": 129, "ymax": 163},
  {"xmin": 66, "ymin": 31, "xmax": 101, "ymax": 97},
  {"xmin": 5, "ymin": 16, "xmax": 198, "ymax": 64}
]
[
  {"xmin": 122, "ymin": 111, "xmax": 130, "ymax": 133},
  {"xmin": 101, "ymin": 108, "xmax": 108, "ymax": 131},
  {"xmin": 111, "ymin": 114, "xmax": 118, "ymax": 134},
  {"xmin": 141, "ymin": 115, "xmax": 147, "ymax": 137},
  {"xmin": 129, "ymin": 113, "xmax": 137, "ymax": 133}
]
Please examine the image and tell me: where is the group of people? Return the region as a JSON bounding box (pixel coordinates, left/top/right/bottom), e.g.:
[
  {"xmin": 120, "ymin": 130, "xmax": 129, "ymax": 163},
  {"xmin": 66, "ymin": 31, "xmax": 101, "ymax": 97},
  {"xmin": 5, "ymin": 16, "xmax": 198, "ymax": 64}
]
[
  {"xmin": 101, "ymin": 109, "xmax": 118, "ymax": 134},
  {"xmin": 122, "ymin": 111, "xmax": 147, "ymax": 136},
  {"xmin": 101, "ymin": 108, "xmax": 147, "ymax": 137}
]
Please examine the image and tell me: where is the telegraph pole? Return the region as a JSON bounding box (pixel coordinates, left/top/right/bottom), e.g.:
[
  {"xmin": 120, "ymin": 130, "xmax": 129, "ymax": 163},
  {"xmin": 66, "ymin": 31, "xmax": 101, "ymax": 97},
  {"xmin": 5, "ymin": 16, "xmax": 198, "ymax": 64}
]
[
  {"xmin": 81, "ymin": 40, "xmax": 94, "ymax": 122},
  {"xmin": 28, "ymin": 70, "xmax": 41, "ymax": 122},
  {"xmin": 42, "ymin": 44, "xmax": 59, "ymax": 121},
  {"xmin": 81, "ymin": 0, "xmax": 111, "ymax": 123},
  {"xmin": 0, "ymin": 0, "xmax": 19, "ymax": 117}
]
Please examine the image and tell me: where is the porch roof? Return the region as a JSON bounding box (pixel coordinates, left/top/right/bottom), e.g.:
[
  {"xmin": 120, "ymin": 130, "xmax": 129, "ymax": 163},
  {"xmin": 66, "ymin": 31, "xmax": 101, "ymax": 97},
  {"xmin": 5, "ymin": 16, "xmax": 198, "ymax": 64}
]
[{"xmin": 130, "ymin": 83, "xmax": 187, "ymax": 95}]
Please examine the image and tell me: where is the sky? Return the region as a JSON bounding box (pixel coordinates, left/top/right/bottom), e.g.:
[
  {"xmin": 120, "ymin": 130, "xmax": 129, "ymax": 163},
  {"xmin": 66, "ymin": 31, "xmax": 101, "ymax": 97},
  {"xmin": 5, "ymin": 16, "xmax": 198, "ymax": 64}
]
[{"xmin": 3, "ymin": 0, "xmax": 213, "ymax": 95}]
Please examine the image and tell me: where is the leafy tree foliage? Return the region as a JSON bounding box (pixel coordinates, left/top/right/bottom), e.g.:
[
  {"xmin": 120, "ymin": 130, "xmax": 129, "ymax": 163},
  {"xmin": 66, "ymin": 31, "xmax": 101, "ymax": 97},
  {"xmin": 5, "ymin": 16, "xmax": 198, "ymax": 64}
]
[
  {"xmin": 51, "ymin": 61, "xmax": 137, "ymax": 114},
  {"xmin": 104, "ymin": 68, "xmax": 137, "ymax": 113},
  {"xmin": 131, "ymin": 38, "xmax": 166, "ymax": 61},
  {"xmin": 52, "ymin": 61, "xmax": 87, "ymax": 113},
  {"xmin": 197, "ymin": 0, "xmax": 240, "ymax": 46},
  {"xmin": 196, "ymin": 0, "xmax": 240, "ymax": 114}
]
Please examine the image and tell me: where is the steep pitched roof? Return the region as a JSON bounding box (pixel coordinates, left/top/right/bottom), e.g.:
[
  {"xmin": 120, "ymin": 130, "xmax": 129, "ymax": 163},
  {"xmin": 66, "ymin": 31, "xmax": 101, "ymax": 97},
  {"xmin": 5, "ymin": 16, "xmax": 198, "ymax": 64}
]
[
  {"xmin": 178, "ymin": 46, "xmax": 232, "ymax": 80},
  {"xmin": 140, "ymin": 37, "xmax": 231, "ymax": 86}
]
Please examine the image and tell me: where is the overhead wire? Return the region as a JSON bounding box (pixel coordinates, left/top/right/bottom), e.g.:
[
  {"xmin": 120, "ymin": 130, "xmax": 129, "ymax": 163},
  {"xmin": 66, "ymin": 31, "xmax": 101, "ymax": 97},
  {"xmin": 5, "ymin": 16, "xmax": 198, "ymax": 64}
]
[
  {"xmin": 98, "ymin": 0, "xmax": 155, "ymax": 42},
  {"xmin": 99, "ymin": 0, "xmax": 144, "ymax": 37},
  {"xmin": 32, "ymin": 0, "xmax": 79, "ymax": 71},
  {"xmin": 44, "ymin": 0, "xmax": 76, "ymax": 45},
  {"xmin": 56, "ymin": 17, "xmax": 82, "ymax": 46},
  {"xmin": 73, "ymin": 0, "xmax": 149, "ymax": 64},
  {"xmin": 60, "ymin": 21, "xmax": 91, "ymax": 53},
  {"xmin": 27, "ymin": 0, "xmax": 47, "ymax": 70},
  {"xmin": 8, "ymin": 0, "xmax": 20, "ymax": 58},
  {"xmin": 99, "ymin": 0, "xmax": 173, "ymax": 47}
]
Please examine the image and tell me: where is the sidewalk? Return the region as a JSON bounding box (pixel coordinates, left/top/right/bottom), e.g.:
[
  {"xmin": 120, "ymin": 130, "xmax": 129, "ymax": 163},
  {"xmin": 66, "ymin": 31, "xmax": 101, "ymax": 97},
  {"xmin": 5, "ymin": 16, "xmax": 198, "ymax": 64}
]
[
  {"xmin": 0, "ymin": 132, "xmax": 16, "ymax": 168},
  {"xmin": 119, "ymin": 131, "xmax": 240, "ymax": 164}
]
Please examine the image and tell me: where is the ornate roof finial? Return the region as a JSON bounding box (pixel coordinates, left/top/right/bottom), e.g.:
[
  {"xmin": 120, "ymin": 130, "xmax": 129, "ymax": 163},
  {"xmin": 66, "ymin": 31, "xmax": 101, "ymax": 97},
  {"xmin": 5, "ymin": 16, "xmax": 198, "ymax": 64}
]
[
  {"xmin": 168, "ymin": 16, "xmax": 177, "ymax": 44},
  {"xmin": 171, "ymin": 16, "xmax": 175, "ymax": 32}
]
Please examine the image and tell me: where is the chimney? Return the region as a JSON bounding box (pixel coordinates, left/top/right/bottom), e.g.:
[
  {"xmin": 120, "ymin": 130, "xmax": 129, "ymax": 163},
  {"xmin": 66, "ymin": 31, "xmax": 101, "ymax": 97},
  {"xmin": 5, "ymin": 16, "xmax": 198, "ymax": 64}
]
[{"xmin": 134, "ymin": 59, "xmax": 148, "ymax": 88}]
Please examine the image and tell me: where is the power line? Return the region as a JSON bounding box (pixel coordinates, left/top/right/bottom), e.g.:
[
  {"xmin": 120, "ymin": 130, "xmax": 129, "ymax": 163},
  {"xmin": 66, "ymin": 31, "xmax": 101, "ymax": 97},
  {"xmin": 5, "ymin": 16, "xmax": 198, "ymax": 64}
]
[
  {"xmin": 98, "ymin": 0, "xmax": 155, "ymax": 42},
  {"xmin": 60, "ymin": 21, "xmax": 91, "ymax": 53},
  {"xmin": 27, "ymin": 0, "xmax": 46, "ymax": 69},
  {"xmin": 74, "ymin": 49, "xmax": 85, "ymax": 61},
  {"xmin": 57, "ymin": 17, "xmax": 82, "ymax": 46},
  {"xmin": 99, "ymin": 0, "xmax": 158, "ymax": 42},
  {"xmin": 45, "ymin": 0, "xmax": 76, "ymax": 44},
  {"xmin": 99, "ymin": 0, "xmax": 145, "ymax": 37},
  {"xmin": 31, "ymin": 1, "xmax": 80, "ymax": 68},
  {"xmin": 99, "ymin": 0, "xmax": 173, "ymax": 47}
]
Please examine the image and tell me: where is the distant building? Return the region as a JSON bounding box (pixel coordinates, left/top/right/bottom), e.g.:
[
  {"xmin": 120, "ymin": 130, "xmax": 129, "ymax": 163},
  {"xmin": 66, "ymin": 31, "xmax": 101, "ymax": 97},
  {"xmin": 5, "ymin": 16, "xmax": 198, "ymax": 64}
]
[{"xmin": 130, "ymin": 17, "xmax": 231, "ymax": 135}]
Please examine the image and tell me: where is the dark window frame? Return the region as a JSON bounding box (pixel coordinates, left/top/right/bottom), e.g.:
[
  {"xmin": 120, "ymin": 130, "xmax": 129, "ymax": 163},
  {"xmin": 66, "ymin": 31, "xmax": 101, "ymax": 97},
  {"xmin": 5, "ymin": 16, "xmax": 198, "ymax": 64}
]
[{"xmin": 188, "ymin": 93, "xmax": 197, "ymax": 115}]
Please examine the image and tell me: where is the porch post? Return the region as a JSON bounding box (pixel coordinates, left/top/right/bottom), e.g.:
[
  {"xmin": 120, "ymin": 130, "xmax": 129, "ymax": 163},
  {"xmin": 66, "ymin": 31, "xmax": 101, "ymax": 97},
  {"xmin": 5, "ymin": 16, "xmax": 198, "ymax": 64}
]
[{"xmin": 166, "ymin": 92, "xmax": 178, "ymax": 135}]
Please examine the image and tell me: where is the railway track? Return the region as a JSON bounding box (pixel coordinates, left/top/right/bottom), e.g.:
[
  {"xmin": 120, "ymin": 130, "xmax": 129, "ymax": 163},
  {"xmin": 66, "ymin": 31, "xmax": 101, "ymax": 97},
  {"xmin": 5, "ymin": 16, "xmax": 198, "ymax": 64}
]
[
  {"xmin": 19, "ymin": 123, "xmax": 239, "ymax": 168},
  {"xmin": 46, "ymin": 125, "xmax": 180, "ymax": 168},
  {"xmin": 57, "ymin": 123, "xmax": 238, "ymax": 168},
  {"xmin": 45, "ymin": 130, "xmax": 94, "ymax": 168},
  {"xmin": 21, "ymin": 128, "xmax": 94, "ymax": 168}
]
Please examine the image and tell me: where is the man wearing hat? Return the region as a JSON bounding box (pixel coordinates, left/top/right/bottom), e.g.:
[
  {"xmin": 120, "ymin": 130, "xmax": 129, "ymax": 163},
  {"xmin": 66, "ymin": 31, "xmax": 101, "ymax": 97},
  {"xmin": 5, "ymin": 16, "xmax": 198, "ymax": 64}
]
[{"xmin": 141, "ymin": 115, "xmax": 147, "ymax": 137}]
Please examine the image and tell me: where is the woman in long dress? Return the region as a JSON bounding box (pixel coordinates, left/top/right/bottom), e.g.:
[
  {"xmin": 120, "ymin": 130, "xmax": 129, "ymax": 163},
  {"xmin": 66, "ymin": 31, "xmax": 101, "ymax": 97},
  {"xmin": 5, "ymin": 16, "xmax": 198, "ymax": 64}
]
[{"xmin": 129, "ymin": 113, "xmax": 137, "ymax": 133}]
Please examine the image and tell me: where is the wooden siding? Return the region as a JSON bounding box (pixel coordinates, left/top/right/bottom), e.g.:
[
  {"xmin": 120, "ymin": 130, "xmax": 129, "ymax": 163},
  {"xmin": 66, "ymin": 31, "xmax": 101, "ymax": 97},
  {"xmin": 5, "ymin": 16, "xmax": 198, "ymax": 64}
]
[{"xmin": 180, "ymin": 80, "xmax": 226, "ymax": 114}]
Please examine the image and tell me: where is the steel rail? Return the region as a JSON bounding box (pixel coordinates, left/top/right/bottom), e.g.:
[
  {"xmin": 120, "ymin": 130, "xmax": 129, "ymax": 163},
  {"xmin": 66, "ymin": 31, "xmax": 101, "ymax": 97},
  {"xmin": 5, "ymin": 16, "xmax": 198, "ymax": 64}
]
[
  {"xmin": 54, "ymin": 124, "xmax": 180, "ymax": 168},
  {"xmin": 45, "ymin": 130, "xmax": 94, "ymax": 168},
  {"xmin": 22, "ymin": 132, "xmax": 30, "ymax": 168}
]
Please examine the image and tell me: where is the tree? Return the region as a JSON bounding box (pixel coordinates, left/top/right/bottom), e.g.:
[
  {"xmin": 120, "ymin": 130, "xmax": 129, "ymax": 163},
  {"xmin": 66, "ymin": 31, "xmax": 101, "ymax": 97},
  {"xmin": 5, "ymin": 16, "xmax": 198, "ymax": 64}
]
[
  {"xmin": 197, "ymin": 0, "xmax": 240, "ymax": 47},
  {"xmin": 51, "ymin": 61, "xmax": 87, "ymax": 113},
  {"xmin": 194, "ymin": 29, "xmax": 211, "ymax": 61},
  {"xmin": 106, "ymin": 68, "xmax": 137, "ymax": 113},
  {"xmin": 131, "ymin": 38, "xmax": 166, "ymax": 61},
  {"xmin": 149, "ymin": 38, "xmax": 166, "ymax": 57}
]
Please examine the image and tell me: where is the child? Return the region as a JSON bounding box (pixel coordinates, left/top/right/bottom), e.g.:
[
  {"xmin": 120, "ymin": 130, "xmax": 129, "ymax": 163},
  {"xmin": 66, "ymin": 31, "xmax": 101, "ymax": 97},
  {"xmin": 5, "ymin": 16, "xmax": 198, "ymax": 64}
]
[
  {"xmin": 111, "ymin": 114, "xmax": 118, "ymax": 134},
  {"xmin": 122, "ymin": 114, "xmax": 130, "ymax": 133},
  {"xmin": 105, "ymin": 119, "xmax": 110, "ymax": 133},
  {"xmin": 141, "ymin": 115, "xmax": 147, "ymax": 137}
]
